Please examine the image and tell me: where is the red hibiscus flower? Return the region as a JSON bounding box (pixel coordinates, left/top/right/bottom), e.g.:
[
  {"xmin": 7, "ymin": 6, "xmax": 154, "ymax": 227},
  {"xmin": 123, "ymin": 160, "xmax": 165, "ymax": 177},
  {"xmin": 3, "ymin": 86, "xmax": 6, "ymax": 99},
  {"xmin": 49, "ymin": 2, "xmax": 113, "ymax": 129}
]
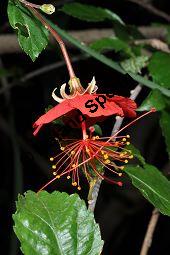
[
  {"xmin": 37, "ymin": 109, "xmax": 155, "ymax": 192},
  {"xmin": 33, "ymin": 77, "xmax": 137, "ymax": 135}
]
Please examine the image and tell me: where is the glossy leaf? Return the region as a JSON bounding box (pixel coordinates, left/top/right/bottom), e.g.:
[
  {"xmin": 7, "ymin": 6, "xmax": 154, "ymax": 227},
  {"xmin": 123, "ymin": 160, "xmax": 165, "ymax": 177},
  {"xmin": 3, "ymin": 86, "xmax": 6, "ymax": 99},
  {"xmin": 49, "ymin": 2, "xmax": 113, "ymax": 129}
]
[
  {"xmin": 13, "ymin": 191, "xmax": 103, "ymax": 255},
  {"xmin": 137, "ymin": 90, "xmax": 166, "ymax": 111},
  {"xmin": 125, "ymin": 164, "xmax": 170, "ymax": 216},
  {"xmin": 8, "ymin": 0, "xmax": 49, "ymax": 61},
  {"xmin": 90, "ymin": 37, "xmax": 131, "ymax": 55},
  {"xmin": 160, "ymin": 110, "xmax": 170, "ymax": 157},
  {"xmin": 60, "ymin": 3, "xmax": 124, "ymax": 25},
  {"xmin": 148, "ymin": 52, "xmax": 170, "ymax": 89}
]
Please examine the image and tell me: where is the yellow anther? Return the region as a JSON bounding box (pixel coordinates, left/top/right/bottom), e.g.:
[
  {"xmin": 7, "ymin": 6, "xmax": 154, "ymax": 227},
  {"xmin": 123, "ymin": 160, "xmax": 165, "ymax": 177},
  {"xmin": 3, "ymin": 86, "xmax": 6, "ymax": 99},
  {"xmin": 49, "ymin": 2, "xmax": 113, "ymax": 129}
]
[
  {"xmin": 105, "ymin": 159, "xmax": 110, "ymax": 164},
  {"xmin": 95, "ymin": 136, "xmax": 99, "ymax": 139},
  {"xmin": 124, "ymin": 160, "xmax": 128, "ymax": 163},
  {"xmin": 101, "ymin": 150, "xmax": 104, "ymax": 155},
  {"xmin": 77, "ymin": 186, "xmax": 81, "ymax": 190},
  {"xmin": 122, "ymin": 138, "xmax": 127, "ymax": 142},
  {"xmin": 86, "ymin": 148, "xmax": 90, "ymax": 153},
  {"xmin": 129, "ymin": 155, "xmax": 134, "ymax": 159},
  {"xmin": 52, "ymin": 165, "xmax": 56, "ymax": 169},
  {"xmin": 53, "ymin": 171, "xmax": 57, "ymax": 175},
  {"xmin": 67, "ymin": 175, "xmax": 71, "ymax": 179},
  {"xmin": 119, "ymin": 166, "xmax": 125, "ymax": 170},
  {"xmin": 72, "ymin": 182, "xmax": 77, "ymax": 186},
  {"xmin": 60, "ymin": 147, "xmax": 65, "ymax": 151},
  {"xmin": 126, "ymin": 142, "xmax": 130, "ymax": 145},
  {"xmin": 92, "ymin": 136, "xmax": 96, "ymax": 140},
  {"xmin": 120, "ymin": 153, "xmax": 124, "ymax": 158},
  {"xmin": 50, "ymin": 157, "xmax": 54, "ymax": 161},
  {"xmin": 118, "ymin": 173, "xmax": 122, "ymax": 177},
  {"xmin": 72, "ymin": 164, "xmax": 76, "ymax": 168},
  {"xmin": 71, "ymin": 150, "xmax": 75, "ymax": 155},
  {"xmin": 85, "ymin": 135, "xmax": 89, "ymax": 139},
  {"xmin": 56, "ymin": 175, "xmax": 60, "ymax": 179},
  {"xmin": 126, "ymin": 135, "xmax": 130, "ymax": 138},
  {"xmin": 103, "ymin": 154, "xmax": 108, "ymax": 159}
]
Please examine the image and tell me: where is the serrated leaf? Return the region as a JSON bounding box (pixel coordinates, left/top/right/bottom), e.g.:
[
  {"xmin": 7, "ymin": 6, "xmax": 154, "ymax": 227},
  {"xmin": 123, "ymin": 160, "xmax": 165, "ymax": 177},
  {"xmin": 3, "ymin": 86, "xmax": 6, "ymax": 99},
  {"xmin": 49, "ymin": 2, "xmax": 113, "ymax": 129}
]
[
  {"xmin": 137, "ymin": 90, "xmax": 166, "ymax": 111},
  {"xmin": 121, "ymin": 56, "xmax": 149, "ymax": 74},
  {"xmin": 13, "ymin": 191, "xmax": 103, "ymax": 255},
  {"xmin": 160, "ymin": 110, "xmax": 170, "ymax": 157},
  {"xmin": 90, "ymin": 37, "xmax": 131, "ymax": 55},
  {"xmin": 8, "ymin": 0, "xmax": 49, "ymax": 61},
  {"xmin": 148, "ymin": 52, "xmax": 170, "ymax": 88},
  {"xmin": 125, "ymin": 164, "xmax": 170, "ymax": 215},
  {"xmin": 60, "ymin": 3, "xmax": 124, "ymax": 25}
]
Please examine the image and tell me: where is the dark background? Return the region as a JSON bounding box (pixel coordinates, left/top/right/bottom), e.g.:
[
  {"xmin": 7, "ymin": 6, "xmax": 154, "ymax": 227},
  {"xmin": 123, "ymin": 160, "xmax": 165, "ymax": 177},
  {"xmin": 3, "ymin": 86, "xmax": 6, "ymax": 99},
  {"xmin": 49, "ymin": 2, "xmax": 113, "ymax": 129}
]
[{"xmin": 1, "ymin": 0, "xmax": 170, "ymax": 254}]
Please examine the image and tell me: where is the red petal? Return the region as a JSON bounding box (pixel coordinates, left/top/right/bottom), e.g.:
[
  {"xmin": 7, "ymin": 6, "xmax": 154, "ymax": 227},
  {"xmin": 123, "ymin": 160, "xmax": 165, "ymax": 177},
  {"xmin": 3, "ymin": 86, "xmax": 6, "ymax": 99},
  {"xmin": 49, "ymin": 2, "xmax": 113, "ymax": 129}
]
[
  {"xmin": 111, "ymin": 95, "xmax": 137, "ymax": 118},
  {"xmin": 33, "ymin": 100, "xmax": 75, "ymax": 135},
  {"xmin": 71, "ymin": 94, "xmax": 124, "ymax": 118}
]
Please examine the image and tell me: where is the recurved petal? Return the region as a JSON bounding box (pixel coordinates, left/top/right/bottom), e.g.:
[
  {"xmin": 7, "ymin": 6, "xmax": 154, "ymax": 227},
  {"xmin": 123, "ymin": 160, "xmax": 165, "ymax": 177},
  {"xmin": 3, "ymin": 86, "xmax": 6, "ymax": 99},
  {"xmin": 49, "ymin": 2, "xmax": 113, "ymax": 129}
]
[
  {"xmin": 33, "ymin": 100, "xmax": 75, "ymax": 135},
  {"xmin": 111, "ymin": 95, "xmax": 137, "ymax": 118}
]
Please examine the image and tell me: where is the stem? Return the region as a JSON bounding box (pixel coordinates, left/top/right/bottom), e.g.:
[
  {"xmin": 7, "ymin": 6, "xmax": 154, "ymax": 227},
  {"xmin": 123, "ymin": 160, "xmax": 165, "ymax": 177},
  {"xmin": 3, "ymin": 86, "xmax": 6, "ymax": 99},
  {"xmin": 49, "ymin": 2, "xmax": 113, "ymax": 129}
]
[
  {"xmin": 19, "ymin": 0, "xmax": 41, "ymax": 9},
  {"xmin": 19, "ymin": 0, "xmax": 76, "ymax": 79},
  {"xmin": 88, "ymin": 84, "xmax": 142, "ymax": 212},
  {"xmin": 140, "ymin": 208, "xmax": 160, "ymax": 255}
]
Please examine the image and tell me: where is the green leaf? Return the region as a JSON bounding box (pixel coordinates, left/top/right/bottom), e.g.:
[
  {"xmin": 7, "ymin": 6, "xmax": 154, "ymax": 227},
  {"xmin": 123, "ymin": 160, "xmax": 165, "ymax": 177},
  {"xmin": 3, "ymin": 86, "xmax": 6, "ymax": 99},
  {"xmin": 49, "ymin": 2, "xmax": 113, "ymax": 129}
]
[
  {"xmin": 90, "ymin": 37, "xmax": 131, "ymax": 55},
  {"xmin": 8, "ymin": 0, "xmax": 49, "ymax": 61},
  {"xmin": 13, "ymin": 191, "xmax": 103, "ymax": 255},
  {"xmin": 128, "ymin": 72, "xmax": 170, "ymax": 97},
  {"xmin": 34, "ymin": 16, "xmax": 170, "ymax": 97},
  {"xmin": 125, "ymin": 164, "xmax": 170, "ymax": 216},
  {"xmin": 60, "ymin": 3, "xmax": 124, "ymax": 25},
  {"xmin": 121, "ymin": 56, "xmax": 149, "ymax": 74},
  {"xmin": 127, "ymin": 144, "xmax": 146, "ymax": 166},
  {"xmin": 93, "ymin": 124, "xmax": 103, "ymax": 136},
  {"xmin": 148, "ymin": 52, "xmax": 170, "ymax": 89},
  {"xmin": 160, "ymin": 110, "xmax": 170, "ymax": 157},
  {"xmin": 137, "ymin": 90, "xmax": 166, "ymax": 111}
]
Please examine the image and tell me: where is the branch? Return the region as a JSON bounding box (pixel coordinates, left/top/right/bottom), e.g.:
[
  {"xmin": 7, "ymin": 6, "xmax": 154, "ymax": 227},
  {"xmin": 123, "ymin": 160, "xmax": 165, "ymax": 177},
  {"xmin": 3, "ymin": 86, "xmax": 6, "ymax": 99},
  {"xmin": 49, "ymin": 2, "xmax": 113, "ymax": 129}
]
[
  {"xmin": 0, "ymin": 55, "xmax": 86, "ymax": 95},
  {"xmin": 88, "ymin": 84, "xmax": 142, "ymax": 212},
  {"xmin": 127, "ymin": 0, "xmax": 170, "ymax": 22},
  {"xmin": 134, "ymin": 39, "xmax": 170, "ymax": 53},
  {"xmin": 140, "ymin": 208, "xmax": 160, "ymax": 255},
  {"xmin": 0, "ymin": 26, "xmax": 168, "ymax": 55}
]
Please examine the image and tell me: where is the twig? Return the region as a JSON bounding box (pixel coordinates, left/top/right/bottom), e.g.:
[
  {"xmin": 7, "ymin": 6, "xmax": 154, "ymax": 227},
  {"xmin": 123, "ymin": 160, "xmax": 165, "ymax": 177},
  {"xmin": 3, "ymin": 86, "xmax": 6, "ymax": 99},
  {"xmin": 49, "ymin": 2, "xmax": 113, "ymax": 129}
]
[
  {"xmin": 88, "ymin": 84, "xmax": 142, "ymax": 212},
  {"xmin": 21, "ymin": 55, "xmax": 87, "ymax": 83},
  {"xmin": 0, "ymin": 27, "xmax": 167, "ymax": 55},
  {"xmin": 127, "ymin": 0, "xmax": 170, "ymax": 22},
  {"xmin": 0, "ymin": 55, "xmax": 86, "ymax": 95},
  {"xmin": 140, "ymin": 208, "xmax": 160, "ymax": 255},
  {"xmin": 0, "ymin": 58, "xmax": 23, "ymax": 255},
  {"xmin": 134, "ymin": 39, "xmax": 170, "ymax": 53}
]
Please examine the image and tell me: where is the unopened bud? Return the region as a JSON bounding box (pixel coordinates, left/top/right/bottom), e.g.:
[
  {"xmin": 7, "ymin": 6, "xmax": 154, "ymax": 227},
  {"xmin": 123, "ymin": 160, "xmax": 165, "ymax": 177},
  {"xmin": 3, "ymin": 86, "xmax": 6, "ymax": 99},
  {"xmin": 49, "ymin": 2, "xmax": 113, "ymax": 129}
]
[{"xmin": 40, "ymin": 4, "xmax": 55, "ymax": 15}]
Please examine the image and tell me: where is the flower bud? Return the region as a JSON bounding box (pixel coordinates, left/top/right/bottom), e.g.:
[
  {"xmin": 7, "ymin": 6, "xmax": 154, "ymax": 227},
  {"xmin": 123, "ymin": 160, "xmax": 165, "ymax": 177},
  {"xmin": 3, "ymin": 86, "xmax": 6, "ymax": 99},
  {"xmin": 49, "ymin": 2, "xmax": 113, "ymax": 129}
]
[{"xmin": 40, "ymin": 4, "xmax": 55, "ymax": 15}]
